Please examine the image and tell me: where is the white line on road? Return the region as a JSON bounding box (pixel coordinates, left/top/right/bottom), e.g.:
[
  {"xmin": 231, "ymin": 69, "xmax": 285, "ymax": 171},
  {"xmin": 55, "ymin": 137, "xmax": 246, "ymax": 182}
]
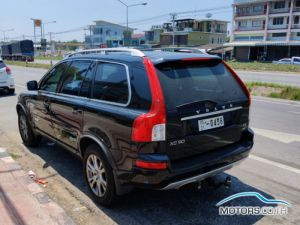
[
  {"xmin": 252, "ymin": 98, "xmax": 300, "ymax": 108},
  {"xmin": 249, "ymin": 155, "xmax": 300, "ymax": 175},
  {"xmin": 253, "ymin": 128, "xmax": 300, "ymax": 144}
]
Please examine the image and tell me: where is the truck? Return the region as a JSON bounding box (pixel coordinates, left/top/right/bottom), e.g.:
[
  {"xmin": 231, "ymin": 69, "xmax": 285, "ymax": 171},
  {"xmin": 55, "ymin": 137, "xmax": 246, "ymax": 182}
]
[{"xmin": 1, "ymin": 40, "xmax": 34, "ymax": 62}]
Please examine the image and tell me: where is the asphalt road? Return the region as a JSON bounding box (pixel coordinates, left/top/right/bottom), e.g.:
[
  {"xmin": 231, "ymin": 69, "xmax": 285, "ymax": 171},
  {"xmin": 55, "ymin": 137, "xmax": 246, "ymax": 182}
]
[
  {"xmin": 0, "ymin": 66, "xmax": 299, "ymax": 225},
  {"xmin": 237, "ymin": 71, "xmax": 300, "ymax": 87}
]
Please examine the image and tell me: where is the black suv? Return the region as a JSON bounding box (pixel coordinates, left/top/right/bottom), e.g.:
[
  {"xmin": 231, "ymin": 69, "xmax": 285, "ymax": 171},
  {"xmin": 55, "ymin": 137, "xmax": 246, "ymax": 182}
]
[{"xmin": 17, "ymin": 49, "xmax": 254, "ymax": 205}]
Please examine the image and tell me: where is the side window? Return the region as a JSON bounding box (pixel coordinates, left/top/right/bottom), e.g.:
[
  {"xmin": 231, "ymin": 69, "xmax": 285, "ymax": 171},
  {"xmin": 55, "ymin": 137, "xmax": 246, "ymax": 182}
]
[
  {"xmin": 79, "ymin": 63, "xmax": 95, "ymax": 98},
  {"xmin": 40, "ymin": 62, "xmax": 68, "ymax": 92},
  {"xmin": 60, "ymin": 61, "xmax": 92, "ymax": 96},
  {"xmin": 93, "ymin": 62, "xmax": 129, "ymax": 104}
]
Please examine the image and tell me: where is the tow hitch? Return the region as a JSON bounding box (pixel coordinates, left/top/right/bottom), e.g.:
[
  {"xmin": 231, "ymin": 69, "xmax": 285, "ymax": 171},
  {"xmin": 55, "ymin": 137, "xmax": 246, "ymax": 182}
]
[{"xmin": 206, "ymin": 176, "xmax": 232, "ymax": 189}]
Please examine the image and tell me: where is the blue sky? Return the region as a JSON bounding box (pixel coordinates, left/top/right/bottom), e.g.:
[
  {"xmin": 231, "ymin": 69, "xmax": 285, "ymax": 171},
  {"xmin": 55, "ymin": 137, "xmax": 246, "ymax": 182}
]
[{"xmin": 0, "ymin": 0, "xmax": 233, "ymax": 41}]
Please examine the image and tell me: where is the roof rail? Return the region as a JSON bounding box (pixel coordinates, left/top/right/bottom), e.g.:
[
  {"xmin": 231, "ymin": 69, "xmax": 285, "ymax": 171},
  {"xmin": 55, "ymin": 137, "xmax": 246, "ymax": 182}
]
[{"xmin": 66, "ymin": 48, "xmax": 145, "ymax": 58}]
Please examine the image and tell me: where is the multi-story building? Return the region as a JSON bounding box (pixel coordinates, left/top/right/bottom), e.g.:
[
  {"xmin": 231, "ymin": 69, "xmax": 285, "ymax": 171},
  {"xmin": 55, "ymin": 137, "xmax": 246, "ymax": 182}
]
[
  {"xmin": 85, "ymin": 20, "xmax": 134, "ymax": 48},
  {"xmin": 145, "ymin": 19, "xmax": 228, "ymax": 47},
  {"xmin": 228, "ymin": 0, "xmax": 300, "ymax": 61}
]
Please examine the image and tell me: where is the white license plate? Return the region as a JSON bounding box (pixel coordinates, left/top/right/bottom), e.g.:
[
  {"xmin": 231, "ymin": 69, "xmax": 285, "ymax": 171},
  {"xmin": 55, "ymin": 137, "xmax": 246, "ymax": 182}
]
[{"xmin": 198, "ymin": 116, "xmax": 224, "ymax": 132}]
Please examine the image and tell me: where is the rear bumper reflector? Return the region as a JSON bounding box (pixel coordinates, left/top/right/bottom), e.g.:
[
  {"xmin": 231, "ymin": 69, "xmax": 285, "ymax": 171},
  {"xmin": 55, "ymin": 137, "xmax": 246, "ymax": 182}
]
[{"xmin": 136, "ymin": 160, "xmax": 168, "ymax": 170}]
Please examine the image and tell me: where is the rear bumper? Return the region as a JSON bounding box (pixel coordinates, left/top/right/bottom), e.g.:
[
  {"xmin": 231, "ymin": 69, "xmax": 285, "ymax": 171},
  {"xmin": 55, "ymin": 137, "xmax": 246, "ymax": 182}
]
[
  {"xmin": 118, "ymin": 128, "xmax": 254, "ymax": 190},
  {"xmin": 161, "ymin": 158, "xmax": 245, "ymax": 190}
]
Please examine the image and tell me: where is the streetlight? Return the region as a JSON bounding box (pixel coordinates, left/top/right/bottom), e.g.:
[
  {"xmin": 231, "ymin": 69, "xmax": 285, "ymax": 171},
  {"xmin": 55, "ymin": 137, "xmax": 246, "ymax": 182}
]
[
  {"xmin": 0, "ymin": 29, "xmax": 14, "ymax": 42},
  {"xmin": 117, "ymin": 0, "xmax": 147, "ymax": 46},
  {"xmin": 42, "ymin": 21, "xmax": 56, "ymax": 39}
]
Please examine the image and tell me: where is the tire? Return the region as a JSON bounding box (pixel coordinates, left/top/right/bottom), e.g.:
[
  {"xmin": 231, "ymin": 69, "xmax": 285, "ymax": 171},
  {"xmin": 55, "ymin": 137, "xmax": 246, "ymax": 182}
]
[
  {"xmin": 8, "ymin": 89, "xmax": 15, "ymax": 95},
  {"xmin": 18, "ymin": 111, "xmax": 41, "ymax": 147},
  {"xmin": 83, "ymin": 144, "xmax": 116, "ymax": 206}
]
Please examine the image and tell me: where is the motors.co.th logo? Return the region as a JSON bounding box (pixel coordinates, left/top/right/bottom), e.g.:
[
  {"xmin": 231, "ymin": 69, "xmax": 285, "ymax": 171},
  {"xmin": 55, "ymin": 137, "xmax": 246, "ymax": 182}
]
[{"xmin": 216, "ymin": 192, "xmax": 290, "ymax": 216}]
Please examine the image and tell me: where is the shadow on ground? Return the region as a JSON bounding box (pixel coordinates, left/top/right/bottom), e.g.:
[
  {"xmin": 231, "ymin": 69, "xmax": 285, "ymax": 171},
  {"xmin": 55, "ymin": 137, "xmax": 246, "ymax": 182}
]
[{"xmin": 28, "ymin": 139, "xmax": 273, "ymax": 225}]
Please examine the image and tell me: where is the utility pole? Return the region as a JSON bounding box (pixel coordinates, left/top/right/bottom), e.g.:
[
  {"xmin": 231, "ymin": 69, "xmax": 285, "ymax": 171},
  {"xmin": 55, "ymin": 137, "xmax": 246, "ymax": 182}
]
[
  {"xmin": 89, "ymin": 25, "xmax": 93, "ymax": 49},
  {"xmin": 170, "ymin": 13, "xmax": 177, "ymax": 46},
  {"xmin": 117, "ymin": 0, "xmax": 147, "ymax": 47}
]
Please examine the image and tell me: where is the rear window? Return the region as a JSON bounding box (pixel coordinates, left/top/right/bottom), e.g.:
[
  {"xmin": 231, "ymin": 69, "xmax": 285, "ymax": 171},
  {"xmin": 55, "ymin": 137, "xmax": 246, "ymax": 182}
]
[
  {"xmin": 155, "ymin": 60, "xmax": 247, "ymax": 110},
  {"xmin": 0, "ymin": 61, "xmax": 6, "ymax": 69}
]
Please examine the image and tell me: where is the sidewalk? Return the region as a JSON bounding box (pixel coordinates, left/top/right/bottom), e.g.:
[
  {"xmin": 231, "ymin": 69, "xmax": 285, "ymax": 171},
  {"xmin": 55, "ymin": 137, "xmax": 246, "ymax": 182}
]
[{"xmin": 0, "ymin": 148, "xmax": 76, "ymax": 225}]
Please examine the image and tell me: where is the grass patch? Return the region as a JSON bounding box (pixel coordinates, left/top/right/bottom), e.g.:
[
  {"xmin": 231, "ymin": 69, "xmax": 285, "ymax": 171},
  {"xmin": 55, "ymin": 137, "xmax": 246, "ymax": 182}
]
[
  {"xmin": 228, "ymin": 61, "xmax": 300, "ymax": 73},
  {"xmin": 245, "ymin": 82, "xmax": 300, "ymax": 101},
  {"xmin": 5, "ymin": 60, "xmax": 51, "ymax": 69},
  {"xmin": 35, "ymin": 55, "xmax": 63, "ymax": 61}
]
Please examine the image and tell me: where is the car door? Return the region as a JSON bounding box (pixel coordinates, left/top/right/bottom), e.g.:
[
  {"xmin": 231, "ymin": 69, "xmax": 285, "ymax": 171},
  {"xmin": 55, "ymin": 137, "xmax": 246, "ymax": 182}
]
[
  {"xmin": 29, "ymin": 62, "xmax": 69, "ymax": 139},
  {"xmin": 50, "ymin": 60, "xmax": 94, "ymax": 151}
]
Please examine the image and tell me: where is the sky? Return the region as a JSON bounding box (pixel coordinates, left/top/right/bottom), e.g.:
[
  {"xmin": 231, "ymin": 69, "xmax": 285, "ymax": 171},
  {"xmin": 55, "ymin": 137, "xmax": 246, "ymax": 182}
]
[{"xmin": 0, "ymin": 0, "xmax": 233, "ymax": 42}]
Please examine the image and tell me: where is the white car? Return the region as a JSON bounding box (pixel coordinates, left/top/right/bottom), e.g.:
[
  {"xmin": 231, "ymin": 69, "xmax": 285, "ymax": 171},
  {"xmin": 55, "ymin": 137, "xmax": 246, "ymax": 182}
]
[
  {"xmin": 273, "ymin": 57, "xmax": 300, "ymax": 65},
  {"xmin": 0, "ymin": 59, "xmax": 15, "ymax": 94}
]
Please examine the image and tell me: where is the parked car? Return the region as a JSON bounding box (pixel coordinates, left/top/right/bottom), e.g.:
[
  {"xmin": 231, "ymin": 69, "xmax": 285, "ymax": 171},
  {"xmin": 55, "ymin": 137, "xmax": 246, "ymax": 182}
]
[
  {"xmin": 0, "ymin": 59, "xmax": 15, "ymax": 94},
  {"xmin": 17, "ymin": 49, "xmax": 254, "ymax": 206},
  {"xmin": 272, "ymin": 57, "xmax": 300, "ymax": 65}
]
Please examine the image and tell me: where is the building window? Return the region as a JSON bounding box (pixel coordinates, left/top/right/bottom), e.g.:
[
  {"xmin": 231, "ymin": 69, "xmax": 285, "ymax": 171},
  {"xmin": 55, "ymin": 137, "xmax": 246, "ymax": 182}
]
[
  {"xmin": 253, "ymin": 5, "xmax": 263, "ymax": 12},
  {"xmin": 296, "ymin": 0, "xmax": 300, "ymax": 7},
  {"xmin": 274, "ymin": 1, "xmax": 285, "ymax": 9},
  {"xmin": 295, "ymin": 16, "xmax": 300, "ymax": 24},
  {"xmin": 252, "ymin": 20, "xmax": 262, "ymax": 27},
  {"xmin": 273, "ymin": 17, "xmax": 284, "ymax": 25},
  {"xmin": 272, "ymin": 33, "xmax": 286, "ymax": 37},
  {"xmin": 297, "ymin": 32, "xmax": 300, "ymax": 37},
  {"xmin": 238, "ymin": 20, "xmax": 248, "ymax": 27}
]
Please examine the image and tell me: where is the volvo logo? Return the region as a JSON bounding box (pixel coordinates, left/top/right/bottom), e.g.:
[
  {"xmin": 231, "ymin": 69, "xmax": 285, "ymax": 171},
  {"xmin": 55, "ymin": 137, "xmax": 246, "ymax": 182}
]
[{"xmin": 196, "ymin": 104, "xmax": 234, "ymax": 114}]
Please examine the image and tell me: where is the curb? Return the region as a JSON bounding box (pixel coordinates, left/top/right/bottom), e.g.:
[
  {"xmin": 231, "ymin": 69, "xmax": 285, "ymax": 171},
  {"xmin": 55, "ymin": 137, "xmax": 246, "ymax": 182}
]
[{"xmin": 0, "ymin": 147, "xmax": 76, "ymax": 225}]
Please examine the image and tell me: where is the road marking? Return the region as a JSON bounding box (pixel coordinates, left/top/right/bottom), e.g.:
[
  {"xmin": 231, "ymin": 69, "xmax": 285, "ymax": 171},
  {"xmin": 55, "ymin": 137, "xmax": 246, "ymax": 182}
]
[
  {"xmin": 249, "ymin": 155, "xmax": 300, "ymax": 175},
  {"xmin": 253, "ymin": 128, "xmax": 300, "ymax": 144},
  {"xmin": 252, "ymin": 98, "xmax": 300, "ymax": 108},
  {"xmin": 15, "ymin": 84, "xmax": 26, "ymax": 89}
]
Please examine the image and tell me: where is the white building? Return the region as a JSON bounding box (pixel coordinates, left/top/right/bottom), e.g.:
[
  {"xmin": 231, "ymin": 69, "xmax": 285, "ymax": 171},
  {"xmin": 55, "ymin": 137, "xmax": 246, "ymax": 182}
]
[
  {"xmin": 85, "ymin": 20, "xmax": 134, "ymax": 48},
  {"xmin": 227, "ymin": 0, "xmax": 300, "ymax": 61}
]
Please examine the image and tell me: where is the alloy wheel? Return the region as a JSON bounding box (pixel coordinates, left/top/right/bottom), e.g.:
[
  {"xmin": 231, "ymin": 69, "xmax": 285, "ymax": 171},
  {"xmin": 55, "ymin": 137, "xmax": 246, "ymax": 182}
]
[{"xmin": 86, "ymin": 154, "xmax": 107, "ymax": 197}]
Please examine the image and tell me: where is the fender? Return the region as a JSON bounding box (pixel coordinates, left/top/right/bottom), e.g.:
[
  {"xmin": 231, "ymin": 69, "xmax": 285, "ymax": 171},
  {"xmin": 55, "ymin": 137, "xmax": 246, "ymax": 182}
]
[
  {"xmin": 16, "ymin": 103, "xmax": 27, "ymax": 116},
  {"xmin": 78, "ymin": 133, "xmax": 133, "ymax": 195},
  {"xmin": 79, "ymin": 133, "xmax": 116, "ymax": 169}
]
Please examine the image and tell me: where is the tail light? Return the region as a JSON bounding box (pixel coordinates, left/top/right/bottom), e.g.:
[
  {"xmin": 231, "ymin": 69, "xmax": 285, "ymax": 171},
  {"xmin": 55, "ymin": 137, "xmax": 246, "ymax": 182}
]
[
  {"xmin": 6, "ymin": 67, "xmax": 11, "ymax": 75},
  {"xmin": 131, "ymin": 57, "xmax": 166, "ymax": 142},
  {"xmin": 223, "ymin": 61, "xmax": 251, "ymax": 106}
]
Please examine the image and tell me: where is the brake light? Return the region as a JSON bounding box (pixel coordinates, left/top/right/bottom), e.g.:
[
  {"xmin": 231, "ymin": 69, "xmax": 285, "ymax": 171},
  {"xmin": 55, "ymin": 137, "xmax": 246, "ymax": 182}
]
[
  {"xmin": 181, "ymin": 57, "xmax": 211, "ymax": 62},
  {"xmin": 131, "ymin": 57, "xmax": 166, "ymax": 142},
  {"xmin": 6, "ymin": 67, "xmax": 11, "ymax": 75},
  {"xmin": 135, "ymin": 160, "xmax": 168, "ymax": 170},
  {"xmin": 223, "ymin": 61, "xmax": 251, "ymax": 106}
]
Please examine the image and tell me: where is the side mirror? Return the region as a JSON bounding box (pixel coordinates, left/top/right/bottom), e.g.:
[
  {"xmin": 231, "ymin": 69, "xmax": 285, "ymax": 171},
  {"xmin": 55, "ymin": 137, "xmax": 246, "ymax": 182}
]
[{"xmin": 27, "ymin": 80, "xmax": 38, "ymax": 91}]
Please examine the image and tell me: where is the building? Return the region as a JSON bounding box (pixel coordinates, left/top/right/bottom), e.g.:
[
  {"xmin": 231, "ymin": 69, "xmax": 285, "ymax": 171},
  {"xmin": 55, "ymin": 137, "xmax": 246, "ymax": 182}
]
[
  {"xmin": 159, "ymin": 19, "xmax": 228, "ymax": 46},
  {"xmin": 145, "ymin": 25, "xmax": 164, "ymax": 44},
  {"xmin": 228, "ymin": 0, "xmax": 300, "ymax": 61},
  {"xmin": 131, "ymin": 33, "xmax": 146, "ymax": 46},
  {"xmin": 85, "ymin": 20, "xmax": 134, "ymax": 48},
  {"xmin": 144, "ymin": 19, "xmax": 228, "ymax": 47}
]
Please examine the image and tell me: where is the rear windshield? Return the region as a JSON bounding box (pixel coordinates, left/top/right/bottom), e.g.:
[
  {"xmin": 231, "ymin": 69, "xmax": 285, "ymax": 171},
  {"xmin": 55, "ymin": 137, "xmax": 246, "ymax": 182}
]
[
  {"xmin": 0, "ymin": 61, "xmax": 6, "ymax": 69},
  {"xmin": 155, "ymin": 60, "xmax": 247, "ymax": 110}
]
